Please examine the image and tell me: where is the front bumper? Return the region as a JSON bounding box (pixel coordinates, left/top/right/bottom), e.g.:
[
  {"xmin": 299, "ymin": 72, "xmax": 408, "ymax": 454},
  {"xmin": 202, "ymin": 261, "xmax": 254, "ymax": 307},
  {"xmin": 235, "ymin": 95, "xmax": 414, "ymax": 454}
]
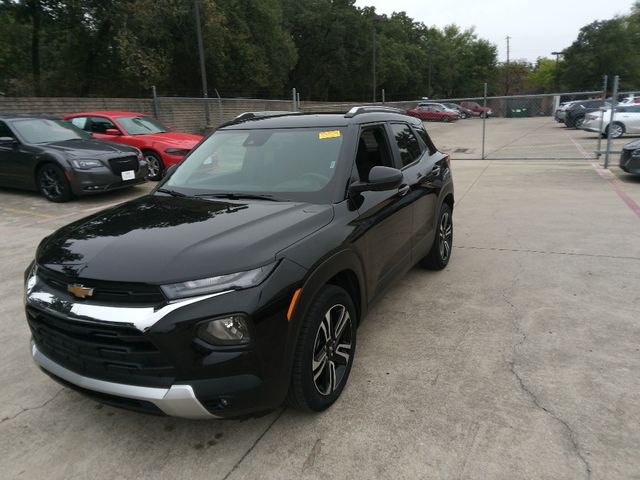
[
  {"xmin": 32, "ymin": 342, "xmax": 215, "ymax": 418},
  {"xmin": 25, "ymin": 260, "xmax": 306, "ymax": 418},
  {"xmin": 620, "ymin": 149, "xmax": 640, "ymax": 175},
  {"xmin": 68, "ymin": 163, "xmax": 148, "ymax": 196}
]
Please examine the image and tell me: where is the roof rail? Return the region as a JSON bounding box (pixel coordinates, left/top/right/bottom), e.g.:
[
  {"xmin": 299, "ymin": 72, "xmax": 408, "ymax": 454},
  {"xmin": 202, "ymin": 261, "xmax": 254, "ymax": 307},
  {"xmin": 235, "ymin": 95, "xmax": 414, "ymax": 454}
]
[{"xmin": 344, "ymin": 106, "xmax": 406, "ymax": 118}]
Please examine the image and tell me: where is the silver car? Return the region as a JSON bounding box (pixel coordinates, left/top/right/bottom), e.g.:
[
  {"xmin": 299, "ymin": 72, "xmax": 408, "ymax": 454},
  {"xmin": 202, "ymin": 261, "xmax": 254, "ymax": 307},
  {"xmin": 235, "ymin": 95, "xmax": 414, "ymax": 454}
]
[{"xmin": 581, "ymin": 104, "xmax": 640, "ymax": 139}]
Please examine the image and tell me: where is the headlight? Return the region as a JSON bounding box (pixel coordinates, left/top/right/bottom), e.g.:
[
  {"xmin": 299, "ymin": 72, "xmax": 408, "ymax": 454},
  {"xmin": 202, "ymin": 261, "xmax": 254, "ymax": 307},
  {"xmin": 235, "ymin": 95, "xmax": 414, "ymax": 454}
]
[
  {"xmin": 165, "ymin": 148, "xmax": 190, "ymax": 156},
  {"xmin": 71, "ymin": 159, "xmax": 103, "ymax": 170},
  {"xmin": 161, "ymin": 263, "xmax": 276, "ymax": 300},
  {"xmin": 632, "ymin": 149, "xmax": 640, "ymax": 157},
  {"xmin": 197, "ymin": 315, "xmax": 250, "ymax": 346}
]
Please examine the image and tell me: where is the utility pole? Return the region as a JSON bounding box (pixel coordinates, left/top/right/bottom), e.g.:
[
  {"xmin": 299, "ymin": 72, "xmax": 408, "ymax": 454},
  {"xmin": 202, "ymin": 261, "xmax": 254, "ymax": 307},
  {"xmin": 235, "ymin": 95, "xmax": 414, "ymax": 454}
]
[
  {"xmin": 551, "ymin": 51, "xmax": 564, "ymax": 93},
  {"xmin": 505, "ymin": 35, "xmax": 511, "ymax": 96},
  {"xmin": 194, "ymin": 0, "xmax": 210, "ymax": 126},
  {"xmin": 372, "ymin": 26, "xmax": 377, "ymax": 103}
]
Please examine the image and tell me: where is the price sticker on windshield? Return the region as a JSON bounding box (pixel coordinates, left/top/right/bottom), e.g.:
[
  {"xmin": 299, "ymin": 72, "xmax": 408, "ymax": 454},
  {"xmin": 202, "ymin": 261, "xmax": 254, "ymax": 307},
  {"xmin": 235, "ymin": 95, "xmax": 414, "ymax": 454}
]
[{"xmin": 318, "ymin": 130, "xmax": 341, "ymax": 140}]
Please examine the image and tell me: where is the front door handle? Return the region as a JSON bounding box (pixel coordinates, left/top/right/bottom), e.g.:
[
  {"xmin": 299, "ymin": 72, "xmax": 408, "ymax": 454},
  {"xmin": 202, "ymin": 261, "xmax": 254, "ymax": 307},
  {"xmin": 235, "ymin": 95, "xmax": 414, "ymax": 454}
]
[{"xmin": 397, "ymin": 184, "xmax": 410, "ymax": 197}]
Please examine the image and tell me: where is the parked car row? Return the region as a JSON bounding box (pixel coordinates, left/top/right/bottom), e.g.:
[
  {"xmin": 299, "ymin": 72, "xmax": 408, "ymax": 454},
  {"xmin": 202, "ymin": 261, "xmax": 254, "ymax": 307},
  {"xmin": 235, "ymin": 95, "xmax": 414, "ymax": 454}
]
[
  {"xmin": 555, "ymin": 99, "xmax": 640, "ymax": 175},
  {"xmin": 407, "ymin": 101, "xmax": 492, "ymax": 122},
  {"xmin": 0, "ymin": 111, "xmax": 202, "ymax": 202}
]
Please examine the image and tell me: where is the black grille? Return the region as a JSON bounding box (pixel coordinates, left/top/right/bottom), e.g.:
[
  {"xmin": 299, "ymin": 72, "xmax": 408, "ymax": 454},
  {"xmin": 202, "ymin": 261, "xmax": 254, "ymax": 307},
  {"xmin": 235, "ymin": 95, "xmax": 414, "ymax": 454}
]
[
  {"xmin": 38, "ymin": 267, "xmax": 165, "ymax": 305},
  {"xmin": 108, "ymin": 156, "xmax": 139, "ymax": 175},
  {"xmin": 28, "ymin": 307, "xmax": 176, "ymax": 388},
  {"xmin": 621, "ymin": 149, "xmax": 632, "ymax": 168}
]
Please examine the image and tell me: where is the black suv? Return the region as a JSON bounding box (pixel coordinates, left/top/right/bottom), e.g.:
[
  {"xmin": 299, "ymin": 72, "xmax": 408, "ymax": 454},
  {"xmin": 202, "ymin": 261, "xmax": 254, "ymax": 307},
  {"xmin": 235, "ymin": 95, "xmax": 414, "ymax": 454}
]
[
  {"xmin": 25, "ymin": 107, "xmax": 454, "ymax": 418},
  {"xmin": 564, "ymin": 100, "xmax": 605, "ymax": 128}
]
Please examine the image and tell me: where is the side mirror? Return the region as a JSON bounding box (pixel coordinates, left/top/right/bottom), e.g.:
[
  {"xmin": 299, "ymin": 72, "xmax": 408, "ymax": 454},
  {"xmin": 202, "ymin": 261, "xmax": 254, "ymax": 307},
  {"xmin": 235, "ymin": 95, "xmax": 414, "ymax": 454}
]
[
  {"xmin": 349, "ymin": 166, "xmax": 403, "ymax": 194},
  {"xmin": 104, "ymin": 128, "xmax": 121, "ymax": 136},
  {"xmin": 0, "ymin": 136, "xmax": 17, "ymax": 146}
]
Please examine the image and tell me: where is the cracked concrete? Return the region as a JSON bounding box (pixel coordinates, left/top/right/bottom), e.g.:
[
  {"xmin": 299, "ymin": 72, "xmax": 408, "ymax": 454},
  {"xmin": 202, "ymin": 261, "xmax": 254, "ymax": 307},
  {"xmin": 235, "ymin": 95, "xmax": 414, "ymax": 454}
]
[
  {"xmin": 1, "ymin": 121, "xmax": 639, "ymax": 479},
  {"xmin": 0, "ymin": 388, "xmax": 64, "ymax": 425}
]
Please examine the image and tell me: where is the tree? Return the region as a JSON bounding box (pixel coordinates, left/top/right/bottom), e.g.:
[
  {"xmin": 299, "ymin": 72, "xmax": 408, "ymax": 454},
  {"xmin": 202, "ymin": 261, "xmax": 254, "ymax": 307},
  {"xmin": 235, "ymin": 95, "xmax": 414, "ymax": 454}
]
[{"xmin": 561, "ymin": 17, "xmax": 640, "ymax": 91}]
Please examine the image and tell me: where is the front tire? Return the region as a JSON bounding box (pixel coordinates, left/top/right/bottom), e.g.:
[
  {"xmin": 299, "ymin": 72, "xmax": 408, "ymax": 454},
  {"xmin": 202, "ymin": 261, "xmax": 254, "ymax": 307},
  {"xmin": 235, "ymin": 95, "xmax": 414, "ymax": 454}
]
[
  {"xmin": 287, "ymin": 285, "xmax": 357, "ymax": 412},
  {"xmin": 573, "ymin": 116, "xmax": 585, "ymax": 129},
  {"xmin": 37, "ymin": 164, "xmax": 73, "ymax": 202},
  {"xmin": 421, "ymin": 203, "xmax": 453, "ymax": 270},
  {"xmin": 442, "ymin": 116, "xmax": 451, "ymax": 123},
  {"xmin": 144, "ymin": 151, "xmax": 164, "ymax": 181}
]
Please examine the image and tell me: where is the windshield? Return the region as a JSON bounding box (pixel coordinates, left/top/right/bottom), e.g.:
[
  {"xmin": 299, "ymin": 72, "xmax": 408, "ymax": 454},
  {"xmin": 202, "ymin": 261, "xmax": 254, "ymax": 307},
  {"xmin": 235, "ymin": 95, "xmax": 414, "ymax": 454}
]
[
  {"xmin": 11, "ymin": 119, "xmax": 90, "ymax": 144},
  {"xmin": 165, "ymin": 127, "xmax": 345, "ymax": 203},
  {"xmin": 117, "ymin": 116, "xmax": 167, "ymax": 135}
]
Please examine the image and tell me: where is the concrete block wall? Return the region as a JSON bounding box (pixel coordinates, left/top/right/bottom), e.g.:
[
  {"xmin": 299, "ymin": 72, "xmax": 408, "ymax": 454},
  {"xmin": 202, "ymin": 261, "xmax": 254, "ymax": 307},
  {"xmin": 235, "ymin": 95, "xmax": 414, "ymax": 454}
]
[{"xmin": 0, "ymin": 96, "xmax": 421, "ymax": 134}]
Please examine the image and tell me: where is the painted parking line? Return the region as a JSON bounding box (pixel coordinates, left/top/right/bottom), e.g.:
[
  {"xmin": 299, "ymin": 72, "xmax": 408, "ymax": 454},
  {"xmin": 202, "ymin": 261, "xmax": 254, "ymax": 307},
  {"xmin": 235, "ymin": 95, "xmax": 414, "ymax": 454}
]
[
  {"xmin": 566, "ymin": 131, "xmax": 640, "ymax": 220},
  {"xmin": 0, "ymin": 206, "xmax": 54, "ymax": 218}
]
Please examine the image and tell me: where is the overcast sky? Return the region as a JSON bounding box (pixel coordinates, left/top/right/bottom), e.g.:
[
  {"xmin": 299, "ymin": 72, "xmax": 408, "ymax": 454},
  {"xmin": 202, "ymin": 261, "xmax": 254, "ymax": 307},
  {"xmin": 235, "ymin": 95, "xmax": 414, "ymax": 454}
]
[{"xmin": 354, "ymin": 0, "xmax": 635, "ymax": 62}]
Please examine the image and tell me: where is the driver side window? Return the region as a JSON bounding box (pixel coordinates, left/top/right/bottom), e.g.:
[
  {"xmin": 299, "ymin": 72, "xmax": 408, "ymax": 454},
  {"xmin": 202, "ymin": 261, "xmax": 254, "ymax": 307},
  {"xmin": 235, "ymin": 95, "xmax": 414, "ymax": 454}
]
[
  {"xmin": 89, "ymin": 117, "xmax": 117, "ymax": 134},
  {"xmin": 354, "ymin": 126, "xmax": 393, "ymax": 182}
]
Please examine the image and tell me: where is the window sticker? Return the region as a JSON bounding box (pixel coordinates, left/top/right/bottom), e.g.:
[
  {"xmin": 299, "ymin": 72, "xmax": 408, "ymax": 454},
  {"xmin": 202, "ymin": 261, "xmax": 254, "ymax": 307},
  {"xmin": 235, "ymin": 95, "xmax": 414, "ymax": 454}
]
[{"xmin": 319, "ymin": 130, "xmax": 341, "ymax": 140}]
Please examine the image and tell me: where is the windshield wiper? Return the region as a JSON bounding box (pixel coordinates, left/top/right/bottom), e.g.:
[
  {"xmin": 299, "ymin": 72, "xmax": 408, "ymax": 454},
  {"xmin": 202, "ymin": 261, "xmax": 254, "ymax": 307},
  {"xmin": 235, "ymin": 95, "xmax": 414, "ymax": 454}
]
[
  {"xmin": 157, "ymin": 188, "xmax": 188, "ymax": 198},
  {"xmin": 194, "ymin": 192, "xmax": 283, "ymax": 201}
]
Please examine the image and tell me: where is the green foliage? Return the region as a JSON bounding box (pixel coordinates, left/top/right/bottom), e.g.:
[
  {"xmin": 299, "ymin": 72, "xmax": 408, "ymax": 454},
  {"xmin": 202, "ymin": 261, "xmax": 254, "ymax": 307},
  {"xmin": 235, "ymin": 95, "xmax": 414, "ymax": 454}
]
[
  {"xmin": 562, "ymin": 17, "xmax": 640, "ymax": 91},
  {"xmin": 3, "ymin": 0, "xmax": 637, "ymax": 100}
]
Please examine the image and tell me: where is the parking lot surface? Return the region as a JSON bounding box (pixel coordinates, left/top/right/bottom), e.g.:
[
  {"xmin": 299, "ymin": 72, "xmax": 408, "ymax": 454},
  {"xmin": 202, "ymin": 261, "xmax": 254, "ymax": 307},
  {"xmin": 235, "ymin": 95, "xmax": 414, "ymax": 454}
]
[{"xmin": 1, "ymin": 120, "xmax": 639, "ymax": 479}]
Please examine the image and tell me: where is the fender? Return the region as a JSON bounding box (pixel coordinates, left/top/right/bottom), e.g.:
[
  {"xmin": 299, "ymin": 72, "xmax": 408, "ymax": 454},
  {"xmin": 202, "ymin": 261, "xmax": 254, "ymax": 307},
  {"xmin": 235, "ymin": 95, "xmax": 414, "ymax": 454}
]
[{"xmin": 280, "ymin": 248, "xmax": 368, "ymax": 381}]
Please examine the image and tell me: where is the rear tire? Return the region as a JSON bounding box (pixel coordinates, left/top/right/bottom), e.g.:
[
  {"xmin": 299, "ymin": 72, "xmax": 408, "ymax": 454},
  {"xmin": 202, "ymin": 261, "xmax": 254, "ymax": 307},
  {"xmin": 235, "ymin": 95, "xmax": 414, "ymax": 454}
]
[
  {"xmin": 287, "ymin": 285, "xmax": 357, "ymax": 412},
  {"xmin": 37, "ymin": 164, "xmax": 73, "ymax": 202},
  {"xmin": 442, "ymin": 116, "xmax": 451, "ymax": 123},
  {"xmin": 421, "ymin": 203, "xmax": 453, "ymax": 270},
  {"xmin": 607, "ymin": 122, "xmax": 625, "ymax": 139}
]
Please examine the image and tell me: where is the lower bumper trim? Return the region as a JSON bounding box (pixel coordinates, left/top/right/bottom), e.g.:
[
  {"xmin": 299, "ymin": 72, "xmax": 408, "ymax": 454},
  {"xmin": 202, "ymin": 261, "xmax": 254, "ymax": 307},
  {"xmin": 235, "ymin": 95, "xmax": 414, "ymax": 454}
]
[{"xmin": 31, "ymin": 343, "xmax": 217, "ymax": 419}]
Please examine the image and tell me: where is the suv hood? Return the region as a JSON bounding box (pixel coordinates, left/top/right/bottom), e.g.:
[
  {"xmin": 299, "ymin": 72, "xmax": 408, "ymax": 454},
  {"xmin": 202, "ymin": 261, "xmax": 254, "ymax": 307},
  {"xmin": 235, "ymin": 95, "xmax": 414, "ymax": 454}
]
[
  {"xmin": 44, "ymin": 139, "xmax": 138, "ymax": 159},
  {"xmin": 36, "ymin": 195, "xmax": 333, "ymax": 284}
]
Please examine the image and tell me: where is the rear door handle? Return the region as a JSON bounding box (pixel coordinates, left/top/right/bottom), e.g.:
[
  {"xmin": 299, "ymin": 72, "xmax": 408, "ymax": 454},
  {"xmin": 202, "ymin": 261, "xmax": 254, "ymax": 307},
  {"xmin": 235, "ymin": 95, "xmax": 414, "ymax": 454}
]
[{"xmin": 397, "ymin": 184, "xmax": 410, "ymax": 197}]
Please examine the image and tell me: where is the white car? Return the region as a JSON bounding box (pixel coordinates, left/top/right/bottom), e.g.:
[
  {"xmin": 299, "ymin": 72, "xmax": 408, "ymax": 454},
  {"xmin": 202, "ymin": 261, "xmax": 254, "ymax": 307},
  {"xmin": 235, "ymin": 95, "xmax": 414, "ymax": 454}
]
[{"xmin": 581, "ymin": 104, "xmax": 640, "ymax": 139}]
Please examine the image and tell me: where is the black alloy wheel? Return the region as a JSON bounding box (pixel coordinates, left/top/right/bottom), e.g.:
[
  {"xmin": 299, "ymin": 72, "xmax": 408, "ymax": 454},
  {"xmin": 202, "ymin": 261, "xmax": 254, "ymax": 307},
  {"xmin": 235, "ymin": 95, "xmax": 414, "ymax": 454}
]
[
  {"xmin": 421, "ymin": 203, "xmax": 453, "ymax": 270},
  {"xmin": 144, "ymin": 151, "xmax": 164, "ymax": 181},
  {"xmin": 287, "ymin": 285, "xmax": 357, "ymax": 411},
  {"xmin": 37, "ymin": 164, "xmax": 72, "ymax": 202}
]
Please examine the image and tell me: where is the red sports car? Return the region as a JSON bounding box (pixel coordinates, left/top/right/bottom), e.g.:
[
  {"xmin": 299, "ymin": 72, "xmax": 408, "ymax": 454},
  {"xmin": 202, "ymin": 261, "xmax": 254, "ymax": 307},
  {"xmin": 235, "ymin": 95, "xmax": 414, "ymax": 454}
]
[
  {"xmin": 63, "ymin": 111, "xmax": 203, "ymax": 180},
  {"xmin": 407, "ymin": 105, "xmax": 459, "ymax": 122}
]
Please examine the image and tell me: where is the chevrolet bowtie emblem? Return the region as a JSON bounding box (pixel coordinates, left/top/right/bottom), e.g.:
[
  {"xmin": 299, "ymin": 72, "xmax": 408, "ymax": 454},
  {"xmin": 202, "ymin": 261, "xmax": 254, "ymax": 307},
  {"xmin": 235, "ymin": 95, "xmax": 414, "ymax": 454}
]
[{"xmin": 67, "ymin": 284, "xmax": 94, "ymax": 299}]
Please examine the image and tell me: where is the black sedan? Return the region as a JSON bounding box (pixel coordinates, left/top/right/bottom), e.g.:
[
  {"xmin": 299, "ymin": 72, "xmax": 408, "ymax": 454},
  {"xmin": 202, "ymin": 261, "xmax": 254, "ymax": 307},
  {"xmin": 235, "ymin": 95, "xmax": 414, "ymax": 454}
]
[
  {"xmin": 25, "ymin": 106, "xmax": 454, "ymax": 418},
  {"xmin": 0, "ymin": 114, "xmax": 148, "ymax": 202},
  {"xmin": 620, "ymin": 139, "xmax": 640, "ymax": 175}
]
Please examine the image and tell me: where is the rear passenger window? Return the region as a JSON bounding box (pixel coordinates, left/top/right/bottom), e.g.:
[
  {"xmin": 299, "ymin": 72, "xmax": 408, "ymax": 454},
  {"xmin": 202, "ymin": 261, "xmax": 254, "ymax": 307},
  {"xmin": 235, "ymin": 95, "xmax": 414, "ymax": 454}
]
[
  {"xmin": 412, "ymin": 124, "xmax": 436, "ymax": 154},
  {"xmin": 70, "ymin": 117, "xmax": 88, "ymax": 130},
  {"xmin": 390, "ymin": 123, "xmax": 422, "ymax": 167}
]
